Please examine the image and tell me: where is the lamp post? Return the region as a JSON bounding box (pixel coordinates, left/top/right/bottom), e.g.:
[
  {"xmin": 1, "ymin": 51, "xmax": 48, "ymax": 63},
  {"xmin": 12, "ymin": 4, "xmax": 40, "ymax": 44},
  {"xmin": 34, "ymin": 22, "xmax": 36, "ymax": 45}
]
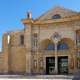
[{"xmin": 51, "ymin": 32, "xmax": 61, "ymax": 74}]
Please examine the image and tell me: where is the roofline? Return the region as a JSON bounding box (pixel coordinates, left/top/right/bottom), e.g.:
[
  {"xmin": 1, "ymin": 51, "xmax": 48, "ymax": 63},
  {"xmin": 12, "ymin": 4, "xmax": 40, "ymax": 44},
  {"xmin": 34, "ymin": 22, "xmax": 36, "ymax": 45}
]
[
  {"xmin": 22, "ymin": 13, "xmax": 80, "ymax": 25},
  {"xmin": 37, "ymin": 6, "xmax": 78, "ymax": 20}
]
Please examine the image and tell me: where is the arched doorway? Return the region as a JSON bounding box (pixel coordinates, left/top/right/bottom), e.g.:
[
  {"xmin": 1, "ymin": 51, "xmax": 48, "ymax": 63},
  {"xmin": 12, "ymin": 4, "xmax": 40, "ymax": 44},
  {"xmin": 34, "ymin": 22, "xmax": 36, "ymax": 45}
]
[
  {"xmin": 57, "ymin": 38, "xmax": 75, "ymax": 74},
  {"xmin": 39, "ymin": 38, "xmax": 75, "ymax": 74},
  {"xmin": 39, "ymin": 39, "xmax": 55, "ymax": 74}
]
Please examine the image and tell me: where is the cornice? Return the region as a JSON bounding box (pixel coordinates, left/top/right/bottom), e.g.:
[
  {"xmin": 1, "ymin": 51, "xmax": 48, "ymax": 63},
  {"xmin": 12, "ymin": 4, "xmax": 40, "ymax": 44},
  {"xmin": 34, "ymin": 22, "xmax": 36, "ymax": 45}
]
[{"xmin": 22, "ymin": 13, "xmax": 80, "ymax": 25}]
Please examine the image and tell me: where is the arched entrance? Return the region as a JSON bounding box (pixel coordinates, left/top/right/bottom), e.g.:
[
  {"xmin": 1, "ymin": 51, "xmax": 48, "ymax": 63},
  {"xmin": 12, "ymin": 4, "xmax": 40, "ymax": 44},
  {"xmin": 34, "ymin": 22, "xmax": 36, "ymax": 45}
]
[
  {"xmin": 57, "ymin": 38, "xmax": 75, "ymax": 74},
  {"xmin": 39, "ymin": 38, "xmax": 75, "ymax": 74},
  {"xmin": 39, "ymin": 39, "xmax": 55, "ymax": 74}
]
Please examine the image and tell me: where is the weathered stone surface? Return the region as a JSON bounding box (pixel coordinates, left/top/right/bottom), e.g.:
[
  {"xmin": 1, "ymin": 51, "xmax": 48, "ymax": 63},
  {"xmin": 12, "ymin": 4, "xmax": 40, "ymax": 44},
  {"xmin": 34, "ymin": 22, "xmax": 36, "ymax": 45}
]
[{"xmin": 0, "ymin": 6, "xmax": 79, "ymax": 75}]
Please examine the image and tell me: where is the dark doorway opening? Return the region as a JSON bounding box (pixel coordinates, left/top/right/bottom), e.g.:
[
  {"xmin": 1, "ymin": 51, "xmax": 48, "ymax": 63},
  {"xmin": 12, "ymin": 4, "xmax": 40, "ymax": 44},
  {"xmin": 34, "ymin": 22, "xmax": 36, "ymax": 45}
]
[
  {"xmin": 58, "ymin": 56, "xmax": 68, "ymax": 74},
  {"xmin": 46, "ymin": 57, "xmax": 55, "ymax": 75}
]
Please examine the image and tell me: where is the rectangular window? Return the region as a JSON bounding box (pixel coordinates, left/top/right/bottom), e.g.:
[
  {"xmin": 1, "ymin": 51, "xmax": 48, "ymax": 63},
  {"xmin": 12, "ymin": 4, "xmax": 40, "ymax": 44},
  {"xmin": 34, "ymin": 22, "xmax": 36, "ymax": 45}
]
[
  {"xmin": 33, "ymin": 33, "xmax": 38, "ymax": 47},
  {"xmin": 20, "ymin": 35, "xmax": 24, "ymax": 45}
]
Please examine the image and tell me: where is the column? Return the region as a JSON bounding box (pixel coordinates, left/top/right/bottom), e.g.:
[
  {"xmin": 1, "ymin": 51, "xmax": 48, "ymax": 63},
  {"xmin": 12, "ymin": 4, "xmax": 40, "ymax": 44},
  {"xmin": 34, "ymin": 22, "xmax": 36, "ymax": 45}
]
[{"xmin": 54, "ymin": 43, "xmax": 58, "ymax": 74}]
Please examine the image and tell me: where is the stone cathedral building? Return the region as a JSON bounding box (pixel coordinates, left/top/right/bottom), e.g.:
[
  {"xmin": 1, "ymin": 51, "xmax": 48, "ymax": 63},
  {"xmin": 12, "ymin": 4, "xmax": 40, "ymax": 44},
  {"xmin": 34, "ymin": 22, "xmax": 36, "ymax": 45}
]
[{"xmin": 0, "ymin": 6, "xmax": 80, "ymax": 75}]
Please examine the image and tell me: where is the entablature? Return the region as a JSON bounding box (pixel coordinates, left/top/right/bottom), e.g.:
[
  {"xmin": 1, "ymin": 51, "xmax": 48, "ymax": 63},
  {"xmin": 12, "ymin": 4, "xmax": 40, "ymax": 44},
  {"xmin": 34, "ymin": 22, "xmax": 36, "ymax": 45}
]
[{"xmin": 22, "ymin": 13, "xmax": 80, "ymax": 25}]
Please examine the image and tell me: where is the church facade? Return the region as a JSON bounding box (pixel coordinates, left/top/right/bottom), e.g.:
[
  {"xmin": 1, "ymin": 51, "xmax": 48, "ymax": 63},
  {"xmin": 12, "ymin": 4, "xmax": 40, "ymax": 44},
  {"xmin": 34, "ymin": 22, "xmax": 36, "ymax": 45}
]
[{"xmin": 0, "ymin": 6, "xmax": 80, "ymax": 75}]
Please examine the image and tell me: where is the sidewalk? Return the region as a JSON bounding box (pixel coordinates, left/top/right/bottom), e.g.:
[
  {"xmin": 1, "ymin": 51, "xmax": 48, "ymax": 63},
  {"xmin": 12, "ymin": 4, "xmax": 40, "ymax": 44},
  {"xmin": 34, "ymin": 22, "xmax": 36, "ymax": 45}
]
[{"xmin": 0, "ymin": 74, "xmax": 74, "ymax": 79}]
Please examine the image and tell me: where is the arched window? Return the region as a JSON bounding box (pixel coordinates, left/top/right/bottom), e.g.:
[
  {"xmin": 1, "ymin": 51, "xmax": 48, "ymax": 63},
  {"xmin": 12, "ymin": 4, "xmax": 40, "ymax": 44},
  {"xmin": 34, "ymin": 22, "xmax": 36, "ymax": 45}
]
[
  {"xmin": 47, "ymin": 43, "xmax": 54, "ymax": 50},
  {"xmin": 58, "ymin": 43, "xmax": 68, "ymax": 50},
  {"xmin": 52, "ymin": 14, "xmax": 61, "ymax": 19}
]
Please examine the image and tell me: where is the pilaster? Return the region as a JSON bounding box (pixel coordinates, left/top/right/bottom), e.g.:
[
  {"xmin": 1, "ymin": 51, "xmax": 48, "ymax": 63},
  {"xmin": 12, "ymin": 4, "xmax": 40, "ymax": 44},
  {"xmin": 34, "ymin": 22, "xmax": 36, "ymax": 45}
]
[{"xmin": 24, "ymin": 21, "xmax": 33, "ymax": 74}]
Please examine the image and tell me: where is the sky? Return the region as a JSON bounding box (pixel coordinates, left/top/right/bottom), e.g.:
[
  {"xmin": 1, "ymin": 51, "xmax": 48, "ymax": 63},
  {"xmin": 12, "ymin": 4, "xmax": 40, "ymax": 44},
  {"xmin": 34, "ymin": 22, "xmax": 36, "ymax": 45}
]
[{"xmin": 0, "ymin": 0, "xmax": 80, "ymax": 51}]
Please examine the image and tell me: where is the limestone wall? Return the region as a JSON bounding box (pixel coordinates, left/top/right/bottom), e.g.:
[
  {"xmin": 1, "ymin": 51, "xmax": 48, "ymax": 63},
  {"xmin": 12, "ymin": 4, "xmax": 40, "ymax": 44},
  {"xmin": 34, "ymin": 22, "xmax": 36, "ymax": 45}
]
[
  {"xmin": 9, "ymin": 46, "xmax": 26, "ymax": 73},
  {"xmin": 37, "ymin": 24, "xmax": 76, "ymax": 46},
  {"xmin": 0, "ymin": 52, "xmax": 4, "ymax": 73},
  {"xmin": 2, "ymin": 33, "xmax": 9, "ymax": 73},
  {"xmin": 0, "ymin": 28, "xmax": 32, "ymax": 74},
  {"xmin": 8, "ymin": 30, "xmax": 26, "ymax": 73}
]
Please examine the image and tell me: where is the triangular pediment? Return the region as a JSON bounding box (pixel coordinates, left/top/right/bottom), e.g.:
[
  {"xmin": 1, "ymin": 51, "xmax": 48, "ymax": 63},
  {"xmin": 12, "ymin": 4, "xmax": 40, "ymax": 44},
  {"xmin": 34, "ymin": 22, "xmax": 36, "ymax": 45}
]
[{"xmin": 38, "ymin": 6, "xmax": 78, "ymax": 20}]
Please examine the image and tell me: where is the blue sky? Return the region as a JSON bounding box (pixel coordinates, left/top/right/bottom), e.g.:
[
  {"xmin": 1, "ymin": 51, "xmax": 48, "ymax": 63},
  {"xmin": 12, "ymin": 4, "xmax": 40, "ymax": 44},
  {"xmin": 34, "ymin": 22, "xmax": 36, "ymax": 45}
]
[{"xmin": 0, "ymin": 0, "xmax": 80, "ymax": 51}]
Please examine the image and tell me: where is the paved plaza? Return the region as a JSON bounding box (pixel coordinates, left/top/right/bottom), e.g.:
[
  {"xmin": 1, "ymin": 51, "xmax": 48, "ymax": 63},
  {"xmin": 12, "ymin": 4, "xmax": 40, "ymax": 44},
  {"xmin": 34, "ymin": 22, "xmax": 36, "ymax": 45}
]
[{"xmin": 0, "ymin": 74, "xmax": 79, "ymax": 80}]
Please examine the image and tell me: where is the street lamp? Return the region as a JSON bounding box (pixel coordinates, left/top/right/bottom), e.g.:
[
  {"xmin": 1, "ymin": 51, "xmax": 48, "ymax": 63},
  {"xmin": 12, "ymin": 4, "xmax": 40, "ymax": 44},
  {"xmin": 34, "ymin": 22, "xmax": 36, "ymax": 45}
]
[{"xmin": 51, "ymin": 32, "xmax": 61, "ymax": 74}]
